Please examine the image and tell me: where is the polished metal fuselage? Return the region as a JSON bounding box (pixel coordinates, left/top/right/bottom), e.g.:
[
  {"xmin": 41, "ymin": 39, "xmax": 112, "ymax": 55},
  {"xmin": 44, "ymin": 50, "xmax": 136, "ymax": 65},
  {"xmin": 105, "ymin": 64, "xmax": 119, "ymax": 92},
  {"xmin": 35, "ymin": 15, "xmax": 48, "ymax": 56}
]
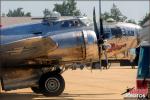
[{"xmin": 0, "ymin": 30, "xmax": 99, "ymax": 67}]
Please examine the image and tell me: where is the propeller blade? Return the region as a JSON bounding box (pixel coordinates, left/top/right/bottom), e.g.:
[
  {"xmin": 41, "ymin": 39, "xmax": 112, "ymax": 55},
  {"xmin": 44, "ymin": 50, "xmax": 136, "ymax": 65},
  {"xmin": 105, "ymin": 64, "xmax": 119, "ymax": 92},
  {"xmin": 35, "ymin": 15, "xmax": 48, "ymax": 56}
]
[
  {"xmin": 100, "ymin": 18, "xmax": 104, "ymax": 39},
  {"xmin": 93, "ymin": 7, "xmax": 102, "ymax": 69},
  {"xmin": 98, "ymin": 0, "xmax": 105, "ymax": 44},
  {"xmin": 93, "ymin": 7, "xmax": 99, "ymax": 39},
  {"xmin": 93, "ymin": 0, "xmax": 108, "ymax": 69}
]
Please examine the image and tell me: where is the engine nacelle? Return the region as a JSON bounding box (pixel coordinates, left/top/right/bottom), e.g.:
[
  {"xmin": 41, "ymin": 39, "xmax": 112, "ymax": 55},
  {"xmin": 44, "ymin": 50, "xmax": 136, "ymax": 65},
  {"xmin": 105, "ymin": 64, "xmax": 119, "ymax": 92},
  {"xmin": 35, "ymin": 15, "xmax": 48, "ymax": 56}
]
[{"xmin": 48, "ymin": 30, "xmax": 99, "ymax": 63}]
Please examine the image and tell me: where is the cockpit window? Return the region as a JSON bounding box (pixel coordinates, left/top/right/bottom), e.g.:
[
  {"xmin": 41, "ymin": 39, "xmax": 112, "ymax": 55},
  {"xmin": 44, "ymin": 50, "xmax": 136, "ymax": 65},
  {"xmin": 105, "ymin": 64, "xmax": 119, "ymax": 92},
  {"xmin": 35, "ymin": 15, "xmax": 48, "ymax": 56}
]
[
  {"xmin": 125, "ymin": 28, "xmax": 135, "ymax": 36},
  {"xmin": 111, "ymin": 27, "xmax": 122, "ymax": 36},
  {"xmin": 74, "ymin": 20, "xmax": 80, "ymax": 27},
  {"xmin": 80, "ymin": 18, "xmax": 92, "ymax": 26},
  {"xmin": 61, "ymin": 21, "xmax": 70, "ymax": 27},
  {"xmin": 104, "ymin": 27, "xmax": 111, "ymax": 34},
  {"xmin": 104, "ymin": 27, "xmax": 112, "ymax": 39},
  {"xmin": 61, "ymin": 20, "xmax": 81, "ymax": 28}
]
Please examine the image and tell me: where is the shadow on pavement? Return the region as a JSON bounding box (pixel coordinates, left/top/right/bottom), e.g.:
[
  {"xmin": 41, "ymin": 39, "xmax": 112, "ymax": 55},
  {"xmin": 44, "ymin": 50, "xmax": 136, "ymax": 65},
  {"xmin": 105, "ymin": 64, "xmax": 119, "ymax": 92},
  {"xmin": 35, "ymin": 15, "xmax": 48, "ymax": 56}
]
[{"xmin": 0, "ymin": 92, "xmax": 116, "ymax": 100}]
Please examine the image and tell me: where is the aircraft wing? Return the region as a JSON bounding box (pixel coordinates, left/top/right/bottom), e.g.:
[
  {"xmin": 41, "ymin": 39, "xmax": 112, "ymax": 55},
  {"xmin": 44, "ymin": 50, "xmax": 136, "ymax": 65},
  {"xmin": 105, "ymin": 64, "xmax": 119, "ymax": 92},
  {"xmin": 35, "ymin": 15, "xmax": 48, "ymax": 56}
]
[{"xmin": 0, "ymin": 36, "xmax": 58, "ymax": 60}]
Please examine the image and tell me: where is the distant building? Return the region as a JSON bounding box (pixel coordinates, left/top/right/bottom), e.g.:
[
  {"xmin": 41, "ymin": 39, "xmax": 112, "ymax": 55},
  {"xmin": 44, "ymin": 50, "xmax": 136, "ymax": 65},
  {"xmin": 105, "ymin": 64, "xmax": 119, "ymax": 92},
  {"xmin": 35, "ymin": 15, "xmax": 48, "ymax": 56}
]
[
  {"xmin": 1, "ymin": 17, "xmax": 41, "ymax": 27},
  {"xmin": 1, "ymin": 16, "xmax": 79, "ymax": 27}
]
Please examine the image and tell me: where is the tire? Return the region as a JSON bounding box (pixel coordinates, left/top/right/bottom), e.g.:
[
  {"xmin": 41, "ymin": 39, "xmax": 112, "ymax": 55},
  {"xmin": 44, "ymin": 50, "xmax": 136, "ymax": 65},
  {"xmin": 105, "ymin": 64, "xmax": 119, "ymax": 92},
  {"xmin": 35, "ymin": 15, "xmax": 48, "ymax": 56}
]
[
  {"xmin": 0, "ymin": 81, "xmax": 2, "ymax": 93},
  {"xmin": 39, "ymin": 73, "xmax": 65, "ymax": 96},
  {"xmin": 80, "ymin": 65, "xmax": 84, "ymax": 70},
  {"xmin": 92, "ymin": 62, "xmax": 101, "ymax": 69},
  {"xmin": 31, "ymin": 87, "xmax": 41, "ymax": 94}
]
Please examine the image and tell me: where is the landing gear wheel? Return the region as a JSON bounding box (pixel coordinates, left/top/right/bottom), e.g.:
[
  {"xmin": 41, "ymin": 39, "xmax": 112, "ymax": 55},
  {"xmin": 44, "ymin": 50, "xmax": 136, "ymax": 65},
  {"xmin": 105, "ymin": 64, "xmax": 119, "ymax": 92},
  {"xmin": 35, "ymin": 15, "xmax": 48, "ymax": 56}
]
[
  {"xmin": 92, "ymin": 62, "xmax": 101, "ymax": 69},
  {"xmin": 0, "ymin": 80, "xmax": 2, "ymax": 93},
  {"xmin": 31, "ymin": 87, "xmax": 41, "ymax": 94},
  {"xmin": 39, "ymin": 73, "xmax": 65, "ymax": 96},
  {"xmin": 103, "ymin": 49, "xmax": 109, "ymax": 69}
]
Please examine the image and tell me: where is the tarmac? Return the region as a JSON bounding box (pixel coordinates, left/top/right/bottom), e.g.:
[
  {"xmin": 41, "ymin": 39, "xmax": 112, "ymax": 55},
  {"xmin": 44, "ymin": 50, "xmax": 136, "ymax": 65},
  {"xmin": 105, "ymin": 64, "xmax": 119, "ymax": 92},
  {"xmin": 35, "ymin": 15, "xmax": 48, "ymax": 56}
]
[{"xmin": 0, "ymin": 66, "xmax": 137, "ymax": 100}]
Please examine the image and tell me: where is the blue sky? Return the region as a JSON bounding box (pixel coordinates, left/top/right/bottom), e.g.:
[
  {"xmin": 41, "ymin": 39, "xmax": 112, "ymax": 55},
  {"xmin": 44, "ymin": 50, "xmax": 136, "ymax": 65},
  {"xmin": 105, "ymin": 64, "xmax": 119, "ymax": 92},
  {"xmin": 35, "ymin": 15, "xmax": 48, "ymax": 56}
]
[{"xmin": 1, "ymin": 0, "xmax": 150, "ymax": 22}]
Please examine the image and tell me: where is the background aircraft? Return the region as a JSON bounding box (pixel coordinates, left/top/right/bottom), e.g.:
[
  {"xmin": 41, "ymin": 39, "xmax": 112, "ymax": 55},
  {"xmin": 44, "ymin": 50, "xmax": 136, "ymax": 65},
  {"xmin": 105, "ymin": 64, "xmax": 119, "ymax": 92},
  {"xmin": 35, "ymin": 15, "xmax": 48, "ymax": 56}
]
[{"xmin": 91, "ymin": 20, "xmax": 141, "ymax": 69}]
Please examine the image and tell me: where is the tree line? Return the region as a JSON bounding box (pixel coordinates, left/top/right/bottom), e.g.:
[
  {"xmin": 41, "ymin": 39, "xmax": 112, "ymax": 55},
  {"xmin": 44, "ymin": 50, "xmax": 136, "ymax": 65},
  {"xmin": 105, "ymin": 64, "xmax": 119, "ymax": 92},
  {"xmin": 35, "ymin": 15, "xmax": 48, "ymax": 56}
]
[
  {"xmin": 3, "ymin": 8, "xmax": 31, "ymax": 17},
  {"xmin": 1, "ymin": 0, "xmax": 149, "ymax": 26}
]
